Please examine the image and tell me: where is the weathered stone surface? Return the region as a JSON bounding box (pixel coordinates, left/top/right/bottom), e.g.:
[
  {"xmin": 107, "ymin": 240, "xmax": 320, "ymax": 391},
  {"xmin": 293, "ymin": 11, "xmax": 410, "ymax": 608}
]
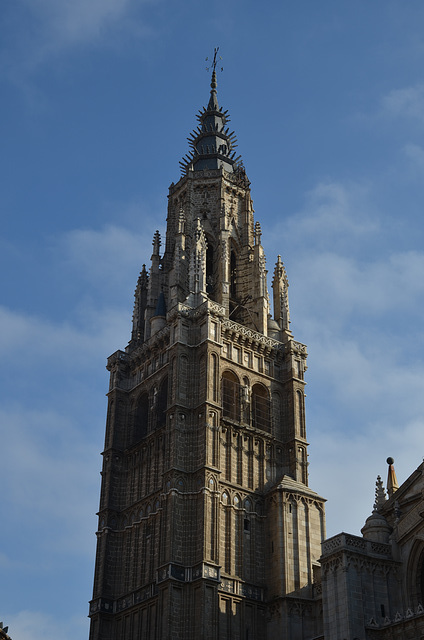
[{"xmin": 89, "ymin": 73, "xmax": 325, "ymax": 640}]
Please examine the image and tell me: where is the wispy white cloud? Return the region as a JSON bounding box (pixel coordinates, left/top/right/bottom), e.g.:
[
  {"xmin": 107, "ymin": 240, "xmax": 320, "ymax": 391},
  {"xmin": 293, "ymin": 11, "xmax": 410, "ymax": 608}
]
[
  {"xmin": 0, "ymin": 0, "xmax": 157, "ymax": 79},
  {"xmin": 60, "ymin": 223, "xmax": 156, "ymax": 290},
  {"xmin": 0, "ymin": 405, "xmax": 100, "ymax": 555},
  {"xmin": 29, "ymin": 0, "xmax": 136, "ymax": 46},
  {"xmin": 292, "ymin": 249, "xmax": 424, "ymax": 326},
  {"xmin": 306, "ymin": 325, "xmax": 424, "ymax": 419},
  {"xmin": 266, "ymin": 179, "xmax": 424, "ymax": 322},
  {"xmin": 7, "ymin": 610, "xmax": 88, "ymax": 640},
  {"xmin": 264, "ymin": 177, "xmax": 424, "ymax": 538},
  {"xmin": 403, "ymin": 142, "xmax": 424, "ymax": 173},
  {"xmin": 266, "ymin": 181, "xmax": 379, "ymax": 256},
  {"xmin": 381, "ymin": 83, "xmax": 424, "ymax": 125},
  {"xmin": 0, "ymin": 304, "xmax": 128, "ymax": 369},
  {"xmin": 312, "ymin": 415, "xmax": 424, "ymax": 538}
]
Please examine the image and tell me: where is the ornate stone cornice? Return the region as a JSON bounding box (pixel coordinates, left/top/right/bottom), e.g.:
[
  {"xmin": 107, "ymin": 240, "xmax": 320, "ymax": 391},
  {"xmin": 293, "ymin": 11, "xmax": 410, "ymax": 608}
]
[
  {"xmin": 321, "ymin": 532, "xmax": 392, "ymax": 558},
  {"xmin": 221, "ymin": 318, "xmax": 285, "ymax": 353},
  {"xmin": 320, "ymin": 533, "xmax": 399, "ymax": 578},
  {"xmin": 106, "ymin": 349, "xmax": 128, "ymax": 371},
  {"xmin": 167, "ymin": 299, "xmax": 226, "ymax": 323},
  {"xmin": 291, "ymin": 340, "xmax": 308, "ymax": 356}
]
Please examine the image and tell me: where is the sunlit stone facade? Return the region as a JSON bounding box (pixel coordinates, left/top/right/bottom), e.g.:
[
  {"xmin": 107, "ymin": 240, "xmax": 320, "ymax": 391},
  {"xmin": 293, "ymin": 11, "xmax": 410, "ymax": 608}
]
[{"xmin": 89, "ymin": 68, "xmax": 326, "ymax": 640}]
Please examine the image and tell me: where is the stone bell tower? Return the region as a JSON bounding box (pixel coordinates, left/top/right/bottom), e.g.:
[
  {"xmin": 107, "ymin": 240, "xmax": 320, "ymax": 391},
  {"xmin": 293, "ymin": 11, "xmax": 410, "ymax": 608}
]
[{"xmin": 89, "ymin": 60, "xmax": 326, "ymax": 640}]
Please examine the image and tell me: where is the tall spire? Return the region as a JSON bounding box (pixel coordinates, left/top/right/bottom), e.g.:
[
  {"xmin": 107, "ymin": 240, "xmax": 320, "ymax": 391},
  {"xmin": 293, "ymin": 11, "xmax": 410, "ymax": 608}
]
[
  {"xmin": 207, "ymin": 67, "xmax": 219, "ymax": 111},
  {"xmin": 180, "ymin": 50, "xmax": 245, "ymax": 176},
  {"xmin": 206, "ymin": 46, "xmax": 222, "ymax": 111},
  {"xmin": 131, "ymin": 264, "xmax": 148, "ymax": 343}
]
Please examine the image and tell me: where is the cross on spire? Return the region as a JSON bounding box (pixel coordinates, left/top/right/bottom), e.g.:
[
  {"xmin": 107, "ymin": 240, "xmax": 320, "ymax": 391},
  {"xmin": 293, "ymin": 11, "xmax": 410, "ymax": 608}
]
[{"xmin": 205, "ymin": 47, "xmax": 223, "ymax": 74}]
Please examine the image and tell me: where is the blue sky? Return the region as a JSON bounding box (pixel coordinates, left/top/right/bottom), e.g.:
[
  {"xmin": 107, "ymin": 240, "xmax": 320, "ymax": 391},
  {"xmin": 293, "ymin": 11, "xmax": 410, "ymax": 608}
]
[{"xmin": 2, "ymin": 1, "xmax": 424, "ymax": 637}]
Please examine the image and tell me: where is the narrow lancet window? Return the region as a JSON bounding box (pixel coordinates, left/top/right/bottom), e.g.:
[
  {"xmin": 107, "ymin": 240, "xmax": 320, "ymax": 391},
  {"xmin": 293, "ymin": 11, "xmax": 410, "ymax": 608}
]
[
  {"xmin": 222, "ymin": 371, "xmax": 241, "ymax": 421},
  {"xmin": 252, "ymin": 384, "xmax": 271, "ymax": 432},
  {"xmin": 230, "ymin": 250, "xmax": 237, "ymax": 299}
]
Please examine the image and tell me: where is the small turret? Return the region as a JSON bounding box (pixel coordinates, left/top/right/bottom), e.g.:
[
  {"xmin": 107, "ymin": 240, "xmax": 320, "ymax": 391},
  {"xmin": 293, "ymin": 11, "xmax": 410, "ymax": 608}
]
[
  {"xmin": 251, "ymin": 222, "xmax": 269, "ymax": 334},
  {"xmin": 361, "ymin": 474, "xmax": 391, "ymax": 543},
  {"xmin": 168, "ymin": 207, "xmax": 187, "ymax": 308},
  {"xmin": 144, "ymin": 230, "xmax": 163, "ymax": 340},
  {"xmin": 150, "ymin": 290, "xmax": 167, "ymax": 336},
  {"xmin": 152, "ymin": 230, "xmax": 161, "ymax": 258},
  {"xmin": 185, "ymin": 218, "xmax": 208, "ymax": 308},
  {"xmin": 131, "ymin": 265, "xmax": 148, "ymax": 343},
  {"xmin": 272, "ymin": 255, "xmax": 291, "ymax": 335}
]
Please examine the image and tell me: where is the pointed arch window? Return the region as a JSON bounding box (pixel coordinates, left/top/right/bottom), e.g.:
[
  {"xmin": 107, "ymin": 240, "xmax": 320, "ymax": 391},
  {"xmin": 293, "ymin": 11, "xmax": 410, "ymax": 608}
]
[
  {"xmin": 251, "ymin": 384, "xmax": 271, "ymax": 432},
  {"xmin": 230, "ymin": 250, "xmax": 237, "ymax": 299},
  {"xmin": 206, "ymin": 242, "xmax": 214, "ymax": 295},
  {"xmin": 222, "ymin": 371, "xmax": 241, "ymax": 422},
  {"xmin": 211, "ymin": 353, "xmax": 218, "ymax": 402},
  {"xmin": 272, "ymin": 392, "xmax": 281, "ymax": 439},
  {"xmin": 134, "ymin": 392, "xmax": 149, "ymax": 442},
  {"xmin": 296, "ymin": 390, "xmax": 306, "ymax": 439},
  {"xmin": 421, "ymin": 557, "xmax": 424, "ymax": 606},
  {"xmin": 407, "ymin": 541, "xmax": 424, "ymax": 607},
  {"xmin": 156, "ymin": 376, "xmax": 168, "ymax": 429}
]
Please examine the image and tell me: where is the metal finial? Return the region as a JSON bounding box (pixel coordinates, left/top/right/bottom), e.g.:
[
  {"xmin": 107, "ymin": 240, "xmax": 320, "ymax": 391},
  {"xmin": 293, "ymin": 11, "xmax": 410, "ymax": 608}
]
[
  {"xmin": 386, "ymin": 457, "xmax": 399, "ymax": 498},
  {"xmin": 205, "ymin": 47, "xmax": 223, "ymax": 76}
]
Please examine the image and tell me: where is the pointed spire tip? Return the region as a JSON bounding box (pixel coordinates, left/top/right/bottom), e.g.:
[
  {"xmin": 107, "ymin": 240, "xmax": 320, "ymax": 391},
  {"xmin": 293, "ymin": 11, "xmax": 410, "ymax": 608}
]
[{"xmin": 386, "ymin": 457, "xmax": 399, "ymax": 498}]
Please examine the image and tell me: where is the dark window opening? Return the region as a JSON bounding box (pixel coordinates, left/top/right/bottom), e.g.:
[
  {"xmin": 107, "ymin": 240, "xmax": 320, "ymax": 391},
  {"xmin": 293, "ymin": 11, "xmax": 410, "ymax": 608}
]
[
  {"xmin": 222, "ymin": 372, "xmax": 241, "ymax": 422},
  {"xmin": 206, "ymin": 243, "xmax": 214, "ymax": 295},
  {"xmin": 421, "ymin": 557, "xmax": 424, "ymax": 604},
  {"xmin": 156, "ymin": 377, "xmax": 168, "ymax": 429},
  {"xmin": 134, "ymin": 393, "xmax": 149, "ymax": 442},
  {"xmin": 251, "ymin": 384, "xmax": 271, "ymax": 432},
  {"xmin": 230, "ymin": 250, "xmax": 237, "ymax": 299},
  {"xmin": 244, "ymin": 518, "xmax": 250, "ymax": 532},
  {"xmin": 297, "ymin": 390, "xmax": 306, "ymax": 439}
]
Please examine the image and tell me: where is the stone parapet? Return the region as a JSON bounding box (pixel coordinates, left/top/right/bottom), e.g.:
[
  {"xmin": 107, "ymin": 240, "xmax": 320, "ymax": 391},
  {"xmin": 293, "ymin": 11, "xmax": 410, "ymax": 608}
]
[{"xmin": 321, "ymin": 531, "xmax": 392, "ymax": 560}]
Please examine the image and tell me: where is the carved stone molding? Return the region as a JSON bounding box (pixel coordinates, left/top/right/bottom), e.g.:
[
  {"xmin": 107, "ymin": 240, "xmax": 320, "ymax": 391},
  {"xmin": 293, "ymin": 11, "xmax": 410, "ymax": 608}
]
[{"xmin": 221, "ymin": 318, "xmax": 285, "ymax": 353}]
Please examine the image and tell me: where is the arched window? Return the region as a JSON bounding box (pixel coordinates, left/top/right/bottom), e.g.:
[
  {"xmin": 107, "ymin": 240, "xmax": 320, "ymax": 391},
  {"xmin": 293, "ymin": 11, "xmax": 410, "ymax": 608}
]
[
  {"xmin": 298, "ymin": 446, "xmax": 307, "ymax": 484},
  {"xmin": 199, "ymin": 355, "xmax": 206, "ymax": 401},
  {"xmin": 421, "ymin": 559, "xmax": 424, "ymax": 606},
  {"xmin": 156, "ymin": 376, "xmax": 168, "ymax": 429},
  {"xmin": 251, "ymin": 384, "xmax": 271, "ymax": 432},
  {"xmin": 272, "ymin": 392, "xmax": 281, "ymax": 439},
  {"xmin": 134, "ymin": 393, "xmax": 149, "ymax": 442},
  {"xmin": 211, "ymin": 353, "xmax": 218, "ymax": 402},
  {"xmin": 296, "ymin": 390, "xmax": 306, "ymax": 438},
  {"xmin": 222, "ymin": 370, "xmax": 241, "ymax": 421},
  {"xmin": 206, "ymin": 242, "xmax": 214, "ymax": 295},
  {"xmin": 179, "ymin": 355, "xmax": 189, "ymax": 400},
  {"xmin": 407, "ymin": 541, "xmax": 424, "ymax": 607},
  {"xmin": 230, "ymin": 250, "xmax": 237, "ymax": 299}
]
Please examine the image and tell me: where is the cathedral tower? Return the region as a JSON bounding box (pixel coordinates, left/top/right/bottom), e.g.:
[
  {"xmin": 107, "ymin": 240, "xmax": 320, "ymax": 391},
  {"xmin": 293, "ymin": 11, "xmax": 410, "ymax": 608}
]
[{"xmin": 89, "ymin": 63, "xmax": 326, "ymax": 640}]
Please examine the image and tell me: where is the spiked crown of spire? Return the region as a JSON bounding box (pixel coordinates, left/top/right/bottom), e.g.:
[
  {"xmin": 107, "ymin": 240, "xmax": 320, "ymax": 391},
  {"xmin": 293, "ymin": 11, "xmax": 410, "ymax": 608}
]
[{"xmin": 180, "ymin": 60, "xmax": 244, "ymax": 175}]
